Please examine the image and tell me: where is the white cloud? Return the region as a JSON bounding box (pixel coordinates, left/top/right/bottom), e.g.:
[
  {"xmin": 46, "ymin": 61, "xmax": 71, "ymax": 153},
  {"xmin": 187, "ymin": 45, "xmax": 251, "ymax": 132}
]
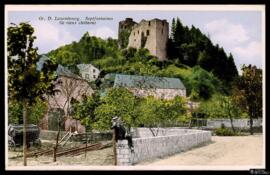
[
  {"xmin": 232, "ymin": 41, "xmax": 262, "ymax": 69},
  {"xmin": 204, "ymin": 18, "xmax": 262, "ymax": 74},
  {"xmin": 88, "ymin": 26, "xmax": 116, "ymax": 39},
  {"xmin": 31, "ymin": 21, "xmax": 77, "ymax": 54},
  {"xmin": 204, "ymin": 19, "xmax": 249, "ymax": 47}
]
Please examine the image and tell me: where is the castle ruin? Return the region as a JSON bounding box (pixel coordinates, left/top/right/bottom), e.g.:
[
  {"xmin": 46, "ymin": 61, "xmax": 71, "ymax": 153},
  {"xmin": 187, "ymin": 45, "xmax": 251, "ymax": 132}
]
[{"xmin": 118, "ymin": 18, "xmax": 169, "ymax": 61}]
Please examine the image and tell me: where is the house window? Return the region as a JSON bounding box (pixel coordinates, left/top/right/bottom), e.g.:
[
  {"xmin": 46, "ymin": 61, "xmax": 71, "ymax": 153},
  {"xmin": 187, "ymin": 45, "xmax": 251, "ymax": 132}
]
[
  {"xmin": 147, "ymin": 30, "xmax": 150, "ymax": 36},
  {"xmin": 93, "ymin": 75, "xmax": 96, "ymax": 79},
  {"xmin": 148, "ymin": 21, "xmax": 151, "ymax": 26},
  {"xmin": 134, "ymin": 39, "xmax": 136, "ymax": 42},
  {"xmin": 134, "ymin": 32, "xmax": 135, "ymax": 36},
  {"xmin": 85, "ymin": 74, "xmax": 89, "ymax": 79},
  {"xmin": 138, "ymin": 30, "xmax": 139, "ymax": 34},
  {"xmin": 93, "ymin": 69, "xmax": 96, "ymax": 73},
  {"xmin": 162, "ymin": 21, "xmax": 165, "ymax": 26}
]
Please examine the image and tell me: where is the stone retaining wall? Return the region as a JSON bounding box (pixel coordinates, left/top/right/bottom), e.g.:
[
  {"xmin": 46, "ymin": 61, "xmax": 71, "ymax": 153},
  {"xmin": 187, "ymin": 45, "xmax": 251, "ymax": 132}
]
[{"xmin": 117, "ymin": 128, "xmax": 211, "ymax": 165}]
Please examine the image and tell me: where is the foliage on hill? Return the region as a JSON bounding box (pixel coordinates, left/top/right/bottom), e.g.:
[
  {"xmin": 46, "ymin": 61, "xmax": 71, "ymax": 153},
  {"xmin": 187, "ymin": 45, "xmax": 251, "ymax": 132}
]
[
  {"xmin": 47, "ymin": 17, "xmax": 240, "ymax": 99},
  {"xmin": 168, "ymin": 17, "xmax": 238, "ymax": 86},
  {"xmin": 47, "ymin": 32, "xmax": 120, "ymax": 66}
]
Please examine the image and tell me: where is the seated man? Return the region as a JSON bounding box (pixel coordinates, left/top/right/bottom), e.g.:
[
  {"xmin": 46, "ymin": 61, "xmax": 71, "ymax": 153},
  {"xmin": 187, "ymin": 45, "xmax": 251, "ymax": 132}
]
[{"xmin": 111, "ymin": 116, "xmax": 134, "ymax": 153}]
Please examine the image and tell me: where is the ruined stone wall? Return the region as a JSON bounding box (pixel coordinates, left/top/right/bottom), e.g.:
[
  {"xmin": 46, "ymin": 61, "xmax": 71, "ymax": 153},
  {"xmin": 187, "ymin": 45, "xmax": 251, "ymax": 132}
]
[
  {"xmin": 127, "ymin": 19, "xmax": 169, "ymax": 60},
  {"xmin": 118, "ymin": 18, "xmax": 137, "ymax": 48},
  {"xmin": 155, "ymin": 20, "xmax": 169, "ymax": 60}
]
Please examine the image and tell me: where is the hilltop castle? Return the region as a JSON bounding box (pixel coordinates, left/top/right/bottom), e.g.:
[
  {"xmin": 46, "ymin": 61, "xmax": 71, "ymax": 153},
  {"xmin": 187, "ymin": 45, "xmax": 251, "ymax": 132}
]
[{"xmin": 118, "ymin": 18, "xmax": 169, "ymax": 61}]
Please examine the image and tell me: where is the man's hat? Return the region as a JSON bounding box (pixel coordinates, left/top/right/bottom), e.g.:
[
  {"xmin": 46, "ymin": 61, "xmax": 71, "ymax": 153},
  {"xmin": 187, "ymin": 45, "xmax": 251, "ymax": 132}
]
[{"xmin": 112, "ymin": 116, "xmax": 118, "ymax": 120}]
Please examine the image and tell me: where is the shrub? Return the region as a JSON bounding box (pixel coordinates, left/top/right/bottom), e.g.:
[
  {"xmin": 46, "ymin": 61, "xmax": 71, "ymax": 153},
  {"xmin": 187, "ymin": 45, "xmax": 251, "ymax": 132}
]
[{"xmin": 214, "ymin": 123, "xmax": 241, "ymax": 136}]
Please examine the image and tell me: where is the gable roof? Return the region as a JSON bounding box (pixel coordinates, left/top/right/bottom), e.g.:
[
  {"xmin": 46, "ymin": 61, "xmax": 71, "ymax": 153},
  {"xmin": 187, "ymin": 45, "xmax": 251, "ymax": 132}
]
[
  {"xmin": 113, "ymin": 74, "xmax": 185, "ymax": 89},
  {"xmin": 56, "ymin": 65, "xmax": 81, "ymax": 79},
  {"xmin": 77, "ymin": 64, "xmax": 99, "ymax": 72}
]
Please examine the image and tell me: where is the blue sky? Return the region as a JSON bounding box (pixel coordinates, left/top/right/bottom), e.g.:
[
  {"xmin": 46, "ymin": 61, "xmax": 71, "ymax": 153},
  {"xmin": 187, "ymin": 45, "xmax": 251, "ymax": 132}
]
[{"xmin": 7, "ymin": 10, "xmax": 263, "ymax": 73}]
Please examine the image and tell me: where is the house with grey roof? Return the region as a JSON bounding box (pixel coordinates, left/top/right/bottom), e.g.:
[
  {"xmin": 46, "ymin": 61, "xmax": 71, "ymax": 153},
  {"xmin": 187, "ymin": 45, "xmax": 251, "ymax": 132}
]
[
  {"xmin": 102, "ymin": 73, "xmax": 186, "ymax": 99},
  {"xmin": 77, "ymin": 64, "xmax": 100, "ymax": 82}
]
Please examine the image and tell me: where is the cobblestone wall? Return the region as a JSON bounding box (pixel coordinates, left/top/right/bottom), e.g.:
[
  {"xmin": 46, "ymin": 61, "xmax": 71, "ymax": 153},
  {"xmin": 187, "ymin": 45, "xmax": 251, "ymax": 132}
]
[{"xmin": 116, "ymin": 128, "xmax": 211, "ymax": 165}]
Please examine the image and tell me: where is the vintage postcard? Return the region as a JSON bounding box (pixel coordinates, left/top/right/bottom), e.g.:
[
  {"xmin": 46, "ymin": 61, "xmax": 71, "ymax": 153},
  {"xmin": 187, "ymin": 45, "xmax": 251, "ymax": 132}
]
[{"xmin": 5, "ymin": 5, "xmax": 266, "ymax": 171}]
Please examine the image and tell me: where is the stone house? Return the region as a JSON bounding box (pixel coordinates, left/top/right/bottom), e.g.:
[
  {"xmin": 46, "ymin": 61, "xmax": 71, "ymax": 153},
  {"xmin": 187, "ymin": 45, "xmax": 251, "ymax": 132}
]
[
  {"xmin": 119, "ymin": 18, "xmax": 169, "ymax": 61},
  {"xmin": 77, "ymin": 63, "xmax": 100, "ymax": 82},
  {"xmin": 39, "ymin": 64, "xmax": 94, "ymax": 131},
  {"xmin": 102, "ymin": 73, "xmax": 186, "ymax": 99}
]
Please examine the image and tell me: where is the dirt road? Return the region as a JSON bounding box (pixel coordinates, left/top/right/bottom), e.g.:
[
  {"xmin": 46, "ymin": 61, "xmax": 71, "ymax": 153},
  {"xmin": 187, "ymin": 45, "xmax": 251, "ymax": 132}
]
[{"xmin": 138, "ymin": 134, "xmax": 263, "ymax": 166}]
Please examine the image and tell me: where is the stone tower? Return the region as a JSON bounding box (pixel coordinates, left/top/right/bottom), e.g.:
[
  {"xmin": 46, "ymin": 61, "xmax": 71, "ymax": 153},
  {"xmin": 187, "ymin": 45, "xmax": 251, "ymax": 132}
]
[
  {"xmin": 127, "ymin": 18, "xmax": 169, "ymax": 61},
  {"xmin": 118, "ymin": 18, "xmax": 137, "ymax": 48}
]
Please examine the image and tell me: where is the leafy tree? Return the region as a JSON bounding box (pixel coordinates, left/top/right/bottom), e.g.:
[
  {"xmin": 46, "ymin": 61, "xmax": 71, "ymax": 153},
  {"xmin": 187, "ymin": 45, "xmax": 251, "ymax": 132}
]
[
  {"xmin": 188, "ymin": 66, "xmax": 222, "ymax": 100},
  {"xmin": 173, "ymin": 17, "xmax": 185, "ymax": 45},
  {"xmin": 119, "ymin": 29, "xmax": 132, "ymax": 49},
  {"xmin": 170, "ymin": 18, "xmax": 176, "ymax": 39},
  {"xmin": 8, "ymin": 97, "xmax": 48, "ymax": 125},
  {"xmin": 8, "ymin": 100, "xmax": 23, "ymax": 124},
  {"xmin": 121, "ymin": 47, "xmax": 137, "ymax": 60},
  {"xmin": 232, "ymin": 65, "xmax": 262, "ymax": 135},
  {"xmin": 137, "ymin": 96, "xmax": 187, "ymax": 136},
  {"xmin": 8, "ymin": 22, "xmax": 57, "ymax": 166},
  {"xmin": 93, "ymin": 88, "xmax": 138, "ymax": 131},
  {"xmin": 197, "ymin": 94, "xmax": 243, "ymax": 132},
  {"xmin": 72, "ymin": 93, "xmax": 100, "ymax": 131}
]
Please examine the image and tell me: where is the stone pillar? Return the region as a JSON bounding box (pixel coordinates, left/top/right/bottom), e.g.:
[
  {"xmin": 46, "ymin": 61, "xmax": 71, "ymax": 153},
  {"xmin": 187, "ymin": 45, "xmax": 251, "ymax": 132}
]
[{"xmin": 116, "ymin": 140, "xmax": 132, "ymax": 165}]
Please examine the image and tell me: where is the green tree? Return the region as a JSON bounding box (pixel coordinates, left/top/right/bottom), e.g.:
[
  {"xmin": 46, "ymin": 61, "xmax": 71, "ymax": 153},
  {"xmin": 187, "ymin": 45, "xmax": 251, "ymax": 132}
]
[
  {"xmin": 197, "ymin": 94, "xmax": 243, "ymax": 132},
  {"xmin": 8, "ymin": 22, "xmax": 57, "ymax": 166},
  {"xmin": 93, "ymin": 88, "xmax": 138, "ymax": 130},
  {"xmin": 8, "ymin": 97, "xmax": 48, "ymax": 125},
  {"xmin": 137, "ymin": 96, "xmax": 187, "ymax": 136},
  {"xmin": 8, "ymin": 100, "xmax": 23, "ymax": 124},
  {"xmin": 232, "ymin": 65, "xmax": 262, "ymax": 135},
  {"xmin": 170, "ymin": 18, "xmax": 176, "ymax": 39},
  {"xmin": 119, "ymin": 29, "xmax": 131, "ymax": 49},
  {"xmin": 220, "ymin": 96, "xmax": 242, "ymax": 132},
  {"xmin": 72, "ymin": 94, "xmax": 100, "ymax": 131},
  {"xmin": 188, "ymin": 66, "xmax": 222, "ymax": 100}
]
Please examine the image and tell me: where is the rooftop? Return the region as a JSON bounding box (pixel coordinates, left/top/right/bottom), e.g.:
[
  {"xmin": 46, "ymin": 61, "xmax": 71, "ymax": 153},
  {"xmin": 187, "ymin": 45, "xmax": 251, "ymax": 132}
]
[{"xmin": 108, "ymin": 74, "xmax": 185, "ymax": 89}]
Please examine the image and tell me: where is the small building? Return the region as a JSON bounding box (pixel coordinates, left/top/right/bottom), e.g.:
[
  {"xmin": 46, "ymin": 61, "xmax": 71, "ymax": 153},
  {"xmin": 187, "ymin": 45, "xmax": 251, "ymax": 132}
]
[
  {"xmin": 102, "ymin": 73, "xmax": 186, "ymax": 99},
  {"xmin": 77, "ymin": 64, "xmax": 100, "ymax": 82}
]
